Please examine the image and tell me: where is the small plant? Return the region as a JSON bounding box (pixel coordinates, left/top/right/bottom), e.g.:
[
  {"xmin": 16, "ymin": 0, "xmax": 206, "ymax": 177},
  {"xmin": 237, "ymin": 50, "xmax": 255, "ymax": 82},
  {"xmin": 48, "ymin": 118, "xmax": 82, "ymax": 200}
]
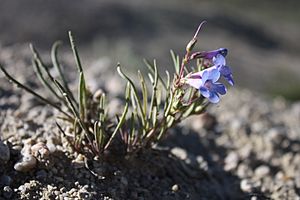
[{"xmin": 0, "ymin": 21, "xmax": 234, "ymax": 158}]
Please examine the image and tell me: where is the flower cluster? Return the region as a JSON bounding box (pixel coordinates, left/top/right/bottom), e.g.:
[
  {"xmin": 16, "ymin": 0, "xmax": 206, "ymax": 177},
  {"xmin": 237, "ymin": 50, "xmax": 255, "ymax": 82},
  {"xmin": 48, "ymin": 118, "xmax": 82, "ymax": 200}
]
[
  {"xmin": 184, "ymin": 48, "xmax": 234, "ymax": 103},
  {"xmin": 176, "ymin": 22, "xmax": 234, "ymax": 104}
]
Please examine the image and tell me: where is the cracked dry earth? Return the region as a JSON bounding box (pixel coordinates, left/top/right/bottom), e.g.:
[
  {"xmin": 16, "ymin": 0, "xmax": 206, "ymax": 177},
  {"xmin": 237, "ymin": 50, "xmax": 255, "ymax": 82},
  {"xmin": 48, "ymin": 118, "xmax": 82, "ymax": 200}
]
[{"xmin": 1, "ymin": 44, "xmax": 300, "ymax": 200}]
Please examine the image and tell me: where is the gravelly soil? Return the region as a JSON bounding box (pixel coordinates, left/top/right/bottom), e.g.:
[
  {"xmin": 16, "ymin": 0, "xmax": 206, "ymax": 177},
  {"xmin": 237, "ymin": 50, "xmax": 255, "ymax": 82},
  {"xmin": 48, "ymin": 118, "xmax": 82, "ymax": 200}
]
[{"xmin": 1, "ymin": 44, "xmax": 300, "ymax": 200}]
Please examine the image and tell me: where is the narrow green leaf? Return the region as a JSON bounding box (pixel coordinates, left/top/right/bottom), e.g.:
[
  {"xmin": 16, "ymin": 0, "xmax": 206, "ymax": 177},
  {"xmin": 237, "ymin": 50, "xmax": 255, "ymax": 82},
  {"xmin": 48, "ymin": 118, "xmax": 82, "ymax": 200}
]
[
  {"xmin": 166, "ymin": 115, "xmax": 175, "ymax": 128},
  {"xmin": 54, "ymin": 79, "xmax": 96, "ymax": 154},
  {"xmin": 78, "ymin": 72, "xmax": 87, "ymax": 120},
  {"xmin": 166, "ymin": 70, "xmax": 171, "ymax": 91},
  {"xmin": 104, "ymin": 81, "xmax": 132, "ymax": 149},
  {"xmin": 93, "ymin": 121, "xmax": 100, "ymax": 152},
  {"xmin": 164, "ymin": 87, "xmax": 174, "ymax": 117},
  {"xmin": 138, "ymin": 71, "xmax": 148, "ymax": 116},
  {"xmin": 182, "ymin": 102, "xmax": 196, "ymax": 118},
  {"xmin": 148, "ymin": 73, "xmax": 154, "ymax": 84},
  {"xmin": 117, "ymin": 64, "xmax": 145, "ymax": 127},
  {"xmin": 157, "ymin": 115, "xmax": 174, "ymax": 140},
  {"xmin": 143, "ymin": 59, "xmax": 167, "ymax": 89},
  {"xmin": 152, "ymin": 106, "xmax": 157, "ymax": 127},
  {"xmin": 99, "ymin": 93, "xmax": 106, "ymax": 123},
  {"xmin": 163, "ymin": 71, "xmax": 171, "ymax": 112},
  {"xmin": 68, "ymin": 31, "xmax": 83, "ymax": 73},
  {"xmin": 194, "ymin": 102, "xmax": 209, "ymax": 114},
  {"xmin": 129, "ymin": 113, "xmax": 136, "ymax": 146},
  {"xmin": 156, "ymin": 85, "xmax": 162, "ymax": 108},
  {"xmin": 32, "ymin": 59, "xmax": 62, "ymax": 101},
  {"xmin": 30, "ymin": 44, "xmax": 64, "ymax": 101},
  {"xmin": 51, "ymin": 41, "xmax": 77, "ymax": 106},
  {"xmin": 148, "ymin": 60, "xmax": 158, "ymax": 122},
  {"xmin": 170, "ymin": 50, "xmax": 180, "ymax": 74},
  {"xmin": 130, "ymin": 90, "xmax": 137, "ymax": 110}
]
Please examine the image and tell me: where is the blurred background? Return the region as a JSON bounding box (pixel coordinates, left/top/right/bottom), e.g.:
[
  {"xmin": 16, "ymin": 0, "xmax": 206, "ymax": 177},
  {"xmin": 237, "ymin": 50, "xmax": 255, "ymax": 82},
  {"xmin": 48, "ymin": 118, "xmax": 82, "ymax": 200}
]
[{"xmin": 1, "ymin": 0, "xmax": 300, "ymax": 101}]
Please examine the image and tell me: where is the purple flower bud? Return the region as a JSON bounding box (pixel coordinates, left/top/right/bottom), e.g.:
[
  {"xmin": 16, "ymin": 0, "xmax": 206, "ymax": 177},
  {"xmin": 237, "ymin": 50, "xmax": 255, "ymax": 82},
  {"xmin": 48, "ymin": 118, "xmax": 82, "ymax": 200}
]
[{"xmin": 191, "ymin": 48, "xmax": 228, "ymax": 60}]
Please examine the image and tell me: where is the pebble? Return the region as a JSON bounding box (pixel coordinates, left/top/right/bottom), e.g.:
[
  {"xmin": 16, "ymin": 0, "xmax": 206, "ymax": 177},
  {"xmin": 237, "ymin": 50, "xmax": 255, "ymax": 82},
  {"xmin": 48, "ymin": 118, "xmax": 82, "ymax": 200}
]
[
  {"xmin": 171, "ymin": 147, "xmax": 187, "ymax": 160},
  {"xmin": 0, "ymin": 140, "xmax": 10, "ymax": 163},
  {"xmin": 31, "ymin": 142, "xmax": 50, "ymax": 159},
  {"xmin": 196, "ymin": 156, "xmax": 208, "ymax": 171},
  {"xmin": 237, "ymin": 164, "xmax": 251, "ymax": 178},
  {"xmin": 3, "ymin": 186, "xmax": 13, "ymax": 199},
  {"xmin": 266, "ymin": 128, "xmax": 284, "ymax": 144},
  {"xmin": 72, "ymin": 154, "xmax": 85, "ymax": 169},
  {"xmin": 254, "ymin": 165, "xmax": 270, "ymax": 179},
  {"xmin": 240, "ymin": 179, "xmax": 255, "ymax": 192},
  {"xmin": 171, "ymin": 184, "xmax": 179, "ymax": 192},
  {"xmin": 46, "ymin": 138, "xmax": 57, "ymax": 153},
  {"xmin": 224, "ymin": 152, "xmax": 239, "ymax": 171},
  {"xmin": 14, "ymin": 155, "xmax": 37, "ymax": 172}
]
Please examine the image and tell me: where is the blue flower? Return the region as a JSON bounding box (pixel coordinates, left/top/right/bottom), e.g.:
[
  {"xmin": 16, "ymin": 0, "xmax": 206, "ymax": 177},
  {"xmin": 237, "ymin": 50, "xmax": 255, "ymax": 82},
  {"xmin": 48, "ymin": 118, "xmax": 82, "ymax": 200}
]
[
  {"xmin": 212, "ymin": 54, "xmax": 234, "ymax": 86},
  {"xmin": 185, "ymin": 68, "xmax": 227, "ymax": 103},
  {"xmin": 191, "ymin": 48, "xmax": 234, "ymax": 86}
]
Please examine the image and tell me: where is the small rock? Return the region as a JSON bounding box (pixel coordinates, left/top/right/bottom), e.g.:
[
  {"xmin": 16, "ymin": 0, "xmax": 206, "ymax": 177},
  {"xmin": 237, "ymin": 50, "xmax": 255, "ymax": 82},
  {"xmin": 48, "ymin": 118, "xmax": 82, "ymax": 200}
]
[
  {"xmin": 171, "ymin": 147, "xmax": 187, "ymax": 160},
  {"xmin": 93, "ymin": 89, "xmax": 104, "ymax": 101},
  {"xmin": 14, "ymin": 155, "xmax": 37, "ymax": 172},
  {"xmin": 224, "ymin": 152, "xmax": 239, "ymax": 171},
  {"xmin": 237, "ymin": 164, "xmax": 252, "ymax": 178},
  {"xmin": 20, "ymin": 140, "xmax": 33, "ymax": 156},
  {"xmin": 266, "ymin": 128, "xmax": 284, "ymax": 144},
  {"xmin": 196, "ymin": 156, "xmax": 208, "ymax": 171},
  {"xmin": 230, "ymin": 118, "xmax": 244, "ymax": 131},
  {"xmin": 0, "ymin": 140, "xmax": 10, "ymax": 163},
  {"xmin": 3, "ymin": 186, "xmax": 13, "ymax": 199},
  {"xmin": 46, "ymin": 139, "xmax": 57, "ymax": 153},
  {"xmin": 240, "ymin": 179, "xmax": 255, "ymax": 192},
  {"xmin": 254, "ymin": 165, "xmax": 270, "ymax": 179},
  {"xmin": 31, "ymin": 142, "xmax": 50, "ymax": 159},
  {"xmin": 72, "ymin": 154, "xmax": 85, "ymax": 169},
  {"xmin": 78, "ymin": 191, "xmax": 90, "ymax": 199},
  {"xmin": 171, "ymin": 184, "xmax": 179, "ymax": 192}
]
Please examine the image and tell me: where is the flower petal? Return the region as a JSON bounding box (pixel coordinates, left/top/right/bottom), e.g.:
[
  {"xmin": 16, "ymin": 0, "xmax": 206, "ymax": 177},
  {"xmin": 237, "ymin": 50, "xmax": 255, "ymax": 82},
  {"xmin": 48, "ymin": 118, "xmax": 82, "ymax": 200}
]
[
  {"xmin": 219, "ymin": 65, "xmax": 232, "ymax": 76},
  {"xmin": 218, "ymin": 48, "xmax": 228, "ymax": 57},
  {"xmin": 186, "ymin": 78, "xmax": 202, "ymax": 89},
  {"xmin": 208, "ymin": 92, "xmax": 220, "ymax": 103},
  {"xmin": 199, "ymin": 86, "xmax": 210, "ymax": 98},
  {"xmin": 224, "ymin": 74, "xmax": 235, "ymax": 86},
  {"xmin": 207, "ymin": 68, "xmax": 220, "ymax": 83},
  {"xmin": 213, "ymin": 54, "xmax": 226, "ymax": 66},
  {"xmin": 212, "ymin": 82, "xmax": 227, "ymax": 95},
  {"xmin": 201, "ymin": 70, "xmax": 209, "ymax": 83},
  {"xmin": 188, "ymin": 71, "xmax": 202, "ymax": 79}
]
